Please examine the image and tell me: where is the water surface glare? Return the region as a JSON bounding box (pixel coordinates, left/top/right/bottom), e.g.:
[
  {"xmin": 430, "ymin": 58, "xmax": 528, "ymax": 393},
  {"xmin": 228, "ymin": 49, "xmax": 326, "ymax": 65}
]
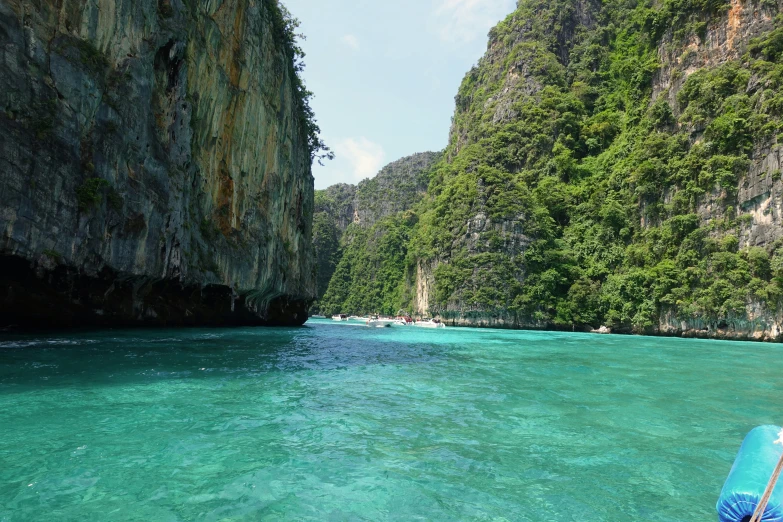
[{"xmin": 0, "ymin": 319, "xmax": 780, "ymax": 521}]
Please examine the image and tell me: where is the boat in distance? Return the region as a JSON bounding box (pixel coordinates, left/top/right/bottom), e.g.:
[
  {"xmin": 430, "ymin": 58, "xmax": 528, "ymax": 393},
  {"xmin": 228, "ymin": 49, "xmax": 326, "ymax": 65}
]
[
  {"xmin": 323, "ymin": 314, "xmax": 445, "ymax": 328},
  {"xmin": 366, "ymin": 316, "xmax": 395, "ymax": 328},
  {"xmin": 414, "ymin": 319, "xmax": 446, "ymax": 328}
]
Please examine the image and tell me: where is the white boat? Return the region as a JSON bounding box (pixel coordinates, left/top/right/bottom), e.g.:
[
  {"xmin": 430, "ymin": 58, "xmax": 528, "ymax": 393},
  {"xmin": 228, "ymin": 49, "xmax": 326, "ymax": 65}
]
[
  {"xmin": 332, "ymin": 314, "xmax": 349, "ymax": 321},
  {"xmin": 348, "ymin": 316, "xmax": 369, "ymax": 323},
  {"xmin": 367, "ymin": 320, "xmax": 394, "ymax": 328},
  {"xmin": 414, "ymin": 319, "xmax": 445, "ymax": 329},
  {"xmin": 366, "ymin": 317, "xmax": 394, "ymax": 328}
]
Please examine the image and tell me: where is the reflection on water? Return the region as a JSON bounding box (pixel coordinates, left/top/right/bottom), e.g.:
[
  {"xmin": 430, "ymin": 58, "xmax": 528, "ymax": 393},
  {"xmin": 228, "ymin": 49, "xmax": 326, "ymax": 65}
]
[{"xmin": 0, "ymin": 319, "xmax": 780, "ymax": 521}]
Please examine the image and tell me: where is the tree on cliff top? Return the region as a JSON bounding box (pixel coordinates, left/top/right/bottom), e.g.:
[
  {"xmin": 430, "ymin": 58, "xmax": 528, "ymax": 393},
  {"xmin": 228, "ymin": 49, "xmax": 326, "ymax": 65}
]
[{"xmin": 265, "ymin": 0, "xmax": 334, "ymax": 165}]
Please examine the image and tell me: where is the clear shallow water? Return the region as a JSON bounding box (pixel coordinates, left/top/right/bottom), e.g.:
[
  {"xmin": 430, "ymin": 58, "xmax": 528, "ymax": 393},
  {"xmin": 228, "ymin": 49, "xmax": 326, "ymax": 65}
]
[{"xmin": 0, "ymin": 319, "xmax": 780, "ymax": 521}]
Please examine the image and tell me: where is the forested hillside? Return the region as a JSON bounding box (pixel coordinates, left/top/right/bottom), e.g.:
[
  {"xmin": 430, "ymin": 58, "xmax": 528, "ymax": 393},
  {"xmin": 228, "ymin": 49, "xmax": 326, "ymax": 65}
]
[
  {"xmin": 317, "ymin": 0, "xmax": 783, "ymax": 340},
  {"xmin": 311, "ymin": 152, "xmax": 439, "ymax": 313}
]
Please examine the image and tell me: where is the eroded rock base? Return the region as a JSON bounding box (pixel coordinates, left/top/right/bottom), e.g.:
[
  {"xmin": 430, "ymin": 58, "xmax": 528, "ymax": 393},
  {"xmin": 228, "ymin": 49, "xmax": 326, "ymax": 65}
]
[{"xmin": 0, "ymin": 256, "xmax": 309, "ymax": 329}]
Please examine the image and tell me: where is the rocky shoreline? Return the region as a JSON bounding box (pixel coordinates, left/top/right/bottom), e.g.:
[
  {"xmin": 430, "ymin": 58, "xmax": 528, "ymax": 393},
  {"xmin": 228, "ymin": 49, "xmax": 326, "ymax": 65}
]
[{"xmin": 430, "ymin": 311, "xmax": 783, "ymax": 343}]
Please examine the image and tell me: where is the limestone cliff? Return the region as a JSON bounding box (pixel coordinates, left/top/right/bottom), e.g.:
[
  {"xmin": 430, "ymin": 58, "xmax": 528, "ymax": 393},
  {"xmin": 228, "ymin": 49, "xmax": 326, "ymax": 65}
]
[
  {"xmin": 0, "ymin": 0, "xmax": 315, "ymax": 327},
  {"xmin": 652, "ymin": 0, "xmax": 782, "ymax": 249},
  {"xmin": 405, "ymin": 0, "xmax": 783, "ymax": 341},
  {"xmin": 650, "ymin": 0, "xmax": 783, "ymax": 340},
  {"xmin": 412, "ymin": 0, "xmax": 602, "ymax": 329},
  {"xmin": 352, "ymin": 152, "xmax": 441, "ymax": 229}
]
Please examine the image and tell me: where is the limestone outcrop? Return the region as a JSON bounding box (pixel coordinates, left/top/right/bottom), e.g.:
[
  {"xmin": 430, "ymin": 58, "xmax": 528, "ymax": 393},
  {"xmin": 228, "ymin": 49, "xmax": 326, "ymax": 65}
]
[{"xmin": 0, "ymin": 0, "xmax": 315, "ymax": 327}]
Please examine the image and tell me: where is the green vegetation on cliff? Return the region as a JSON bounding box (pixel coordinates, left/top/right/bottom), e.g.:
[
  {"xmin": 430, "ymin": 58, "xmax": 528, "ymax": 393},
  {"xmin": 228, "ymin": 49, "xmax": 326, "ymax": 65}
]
[
  {"xmin": 265, "ymin": 0, "xmax": 332, "ymax": 164},
  {"xmin": 420, "ymin": 0, "xmax": 783, "ymax": 330},
  {"xmin": 319, "ymin": 214, "xmax": 417, "ymax": 316},
  {"xmin": 312, "ymin": 192, "xmax": 344, "ymax": 299},
  {"xmin": 316, "ymin": 0, "xmax": 783, "ymax": 335},
  {"xmin": 311, "ymin": 153, "xmax": 440, "ymax": 314}
]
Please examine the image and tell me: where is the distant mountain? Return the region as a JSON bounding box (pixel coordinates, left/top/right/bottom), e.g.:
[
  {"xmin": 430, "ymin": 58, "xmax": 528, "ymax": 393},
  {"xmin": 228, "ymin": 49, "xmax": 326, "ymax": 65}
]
[{"xmin": 311, "ymin": 152, "xmax": 440, "ymax": 309}]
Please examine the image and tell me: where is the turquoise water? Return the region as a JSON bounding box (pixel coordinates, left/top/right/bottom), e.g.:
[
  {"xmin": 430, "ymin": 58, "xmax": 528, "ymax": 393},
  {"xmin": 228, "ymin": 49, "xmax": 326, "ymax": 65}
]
[{"xmin": 0, "ymin": 319, "xmax": 780, "ymax": 521}]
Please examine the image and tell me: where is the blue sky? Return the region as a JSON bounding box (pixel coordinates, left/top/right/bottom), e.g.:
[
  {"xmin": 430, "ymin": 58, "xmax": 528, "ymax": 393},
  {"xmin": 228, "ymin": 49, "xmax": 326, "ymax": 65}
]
[{"xmin": 282, "ymin": 0, "xmax": 517, "ymax": 189}]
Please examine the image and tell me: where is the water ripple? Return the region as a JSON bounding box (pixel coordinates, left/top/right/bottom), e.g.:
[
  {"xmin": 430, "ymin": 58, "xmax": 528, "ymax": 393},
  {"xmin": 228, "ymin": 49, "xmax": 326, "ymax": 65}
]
[{"xmin": 0, "ymin": 319, "xmax": 781, "ymax": 520}]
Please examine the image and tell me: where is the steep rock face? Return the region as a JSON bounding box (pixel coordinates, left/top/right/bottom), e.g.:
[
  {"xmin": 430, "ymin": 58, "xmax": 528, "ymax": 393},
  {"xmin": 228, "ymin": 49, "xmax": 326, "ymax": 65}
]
[
  {"xmin": 448, "ymin": 0, "xmax": 600, "ymax": 157},
  {"xmin": 315, "ymin": 151, "xmax": 441, "ymax": 233},
  {"xmin": 412, "ymin": 0, "xmax": 602, "ymax": 325},
  {"xmin": 652, "ymin": 0, "xmax": 783, "ymax": 249},
  {"xmin": 315, "ymin": 183, "xmax": 357, "ymax": 231},
  {"xmin": 0, "ymin": 0, "xmax": 315, "ymax": 327},
  {"xmin": 353, "ymin": 152, "xmax": 440, "ymax": 228},
  {"xmin": 413, "ymin": 210, "xmax": 532, "ymax": 326},
  {"xmin": 644, "ymin": 0, "xmax": 783, "ymax": 340},
  {"xmin": 653, "ymin": 0, "xmax": 778, "ymax": 109}
]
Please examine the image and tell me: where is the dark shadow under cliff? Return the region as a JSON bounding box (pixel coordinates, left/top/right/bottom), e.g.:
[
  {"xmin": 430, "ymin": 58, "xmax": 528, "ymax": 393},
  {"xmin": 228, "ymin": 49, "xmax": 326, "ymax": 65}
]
[{"xmin": 0, "ymin": 255, "xmax": 309, "ymax": 329}]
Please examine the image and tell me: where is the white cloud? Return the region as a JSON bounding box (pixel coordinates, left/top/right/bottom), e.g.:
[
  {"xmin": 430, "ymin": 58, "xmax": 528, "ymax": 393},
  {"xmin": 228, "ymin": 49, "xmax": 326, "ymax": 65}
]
[
  {"xmin": 334, "ymin": 137, "xmax": 385, "ymax": 183},
  {"xmin": 433, "ymin": 0, "xmax": 515, "ymax": 44},
  {"xmin": 341, "ymin": 34, "xmax": 360, "ymax": 50}
]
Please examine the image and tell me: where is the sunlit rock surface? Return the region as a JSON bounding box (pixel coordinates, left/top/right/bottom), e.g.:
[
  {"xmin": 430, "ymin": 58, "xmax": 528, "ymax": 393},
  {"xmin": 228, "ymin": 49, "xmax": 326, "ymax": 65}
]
[{"xmin": 0, "ymin": 0, "xmax": 315, "ymax": 327}]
